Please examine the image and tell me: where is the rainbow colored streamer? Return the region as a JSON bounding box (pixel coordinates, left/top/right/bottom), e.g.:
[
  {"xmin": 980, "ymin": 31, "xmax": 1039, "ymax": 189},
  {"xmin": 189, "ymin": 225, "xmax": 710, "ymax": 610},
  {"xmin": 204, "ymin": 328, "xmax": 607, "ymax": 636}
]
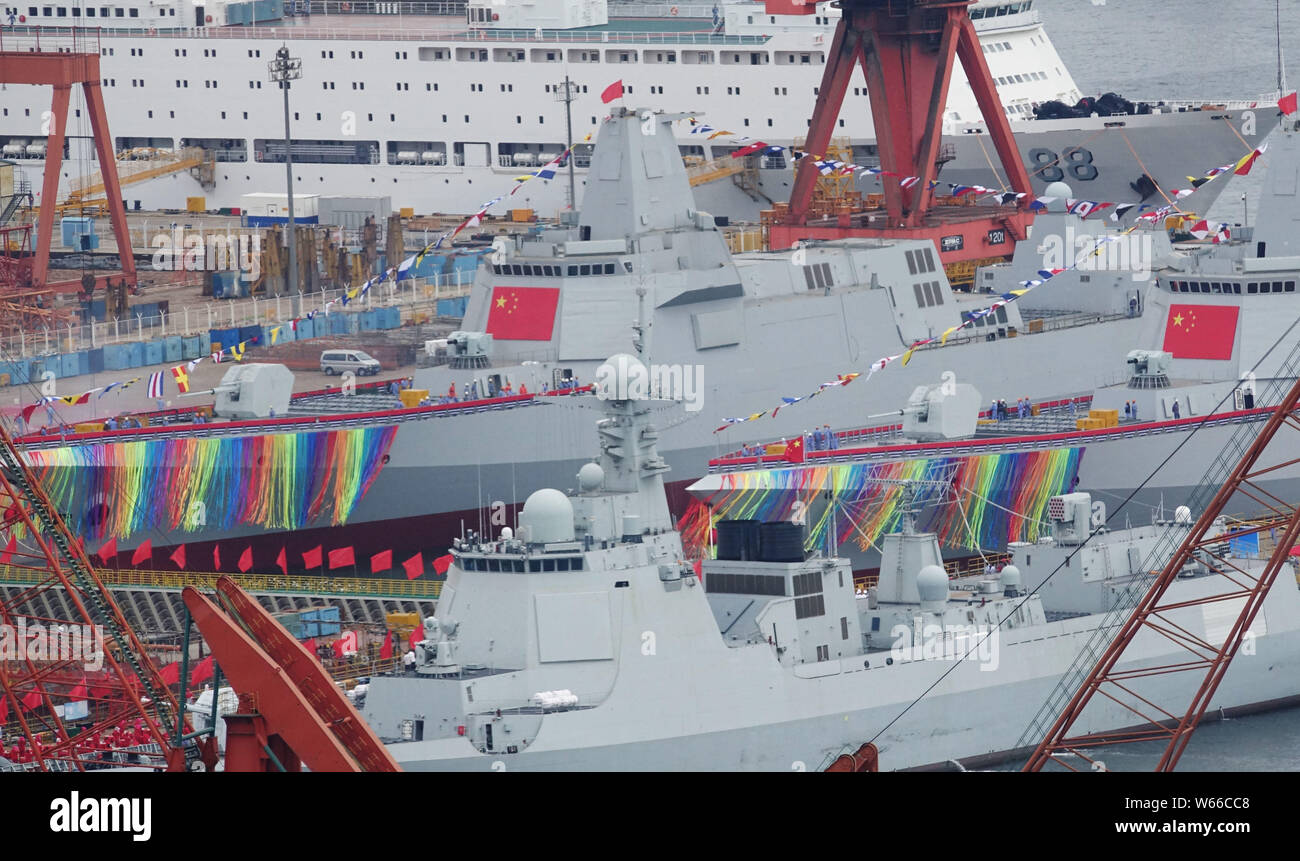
[
  {"xmin": 24, "ymin": 426, "xmax": 398, "ymax": 541},
  {"xmin": 678, "ymin": 448, "xmax": 1082, "ymax": 559}
]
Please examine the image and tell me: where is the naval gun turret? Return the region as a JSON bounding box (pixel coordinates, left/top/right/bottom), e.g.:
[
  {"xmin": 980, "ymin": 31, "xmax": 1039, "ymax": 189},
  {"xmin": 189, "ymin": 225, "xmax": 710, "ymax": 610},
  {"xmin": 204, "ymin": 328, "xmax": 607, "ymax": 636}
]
[{"xmin": 211, "ymin": 363, "xmax": 293, "ymax": 419}]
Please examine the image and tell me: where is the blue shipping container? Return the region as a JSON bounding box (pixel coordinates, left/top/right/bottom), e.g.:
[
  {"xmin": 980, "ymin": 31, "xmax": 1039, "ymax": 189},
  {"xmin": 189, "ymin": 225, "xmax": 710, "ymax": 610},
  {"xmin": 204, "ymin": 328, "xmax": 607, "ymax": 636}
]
[
  {"xmin": 163, "ymin": 336, "xmax": 183, "ymax": 363},
  {"xmin": 238, "ymin": 324, "xmax": 262, "ymax": 346},
  {"xmin": 144, "ymin": 341, "xmax": 163, "ymax": 366},
  {"xmin": 60, "ymin": 353, "xmax": 79, "ymax": 378},
  {"xmin": 86, "ymin": 348, "xmax": 104, "ymax": 374},
  {"xmin": 181, "ymin": 336, "xmax": 201, "ymax": 360},
  {"xmin": 198, "ymin": 331, "xmax": 212, "ymax": 355},
  {"xmin": 126, "ymin": 342, "xmax": 144, "ymax": 368},
  {"xmin": 295, "ymin": 318, "xmax": 314, "ymax": 340}
]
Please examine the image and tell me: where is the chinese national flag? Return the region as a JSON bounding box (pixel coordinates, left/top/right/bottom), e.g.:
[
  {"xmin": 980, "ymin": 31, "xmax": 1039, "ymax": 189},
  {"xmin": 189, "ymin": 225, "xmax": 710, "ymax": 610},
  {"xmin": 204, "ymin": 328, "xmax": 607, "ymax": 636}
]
[
  {"xmin": 403, "ymin": 553, "xmax": 425, "ymax": 580},
  {"xmin": 484, "ymin": 287, "xmax": 561, "ymax": 341},
  {"xmin": 238, "ymin": 546, "xmax": 253, "ymax": 573},
  {"xmin": 1161, "ymin": 304, "xmax": 1239, "ymax": 360},
  {"xmin": 380, "ymin": 630, "xmax": 394, "ymax": 660},
  {"xmin": 370, "ymin": 549, "xmax": 393, "ymax": 574},
  {"xmin": 328, "ymin": 546, "xmax": 355, "ymax": 569},
  {"xmin": 131, "ymin": 539, "xmax": 153, "ymax": 566},
  {"xmin": 302, "ymin": 545, "xmax": 323, "ymax": 569},
  {"xmin": 600, "ymin": 79, "xmax": 624, "ymax": 104},
  {"xmin": 784, "ymin": 435, "xmax": 806, "ymax": 464}
]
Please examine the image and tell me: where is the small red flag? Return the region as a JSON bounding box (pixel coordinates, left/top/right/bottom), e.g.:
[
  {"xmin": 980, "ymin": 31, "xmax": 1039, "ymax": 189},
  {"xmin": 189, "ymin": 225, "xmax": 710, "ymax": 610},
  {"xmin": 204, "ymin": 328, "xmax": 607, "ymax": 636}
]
[
  {"xmin": 22, "ymin": 690, "xmax": 43, "ymax": 711},
  {"xmin": 379, "ymin": 630, "xmax": 394, "ymax": 660},
  {"xmin": 158, "ymin": 662, "xmax": 180, "ymax": 686},
  {"xmin": 332, "ymin": 639, "xmax": 345, "ymax": 658},
  {"xmin": 97, "ymin": 536, "xmax": 117, "ymax": 564},
  {"xmin": 276, "ymin": 546, "xmax": 287, "ymax": 575},
  {"xmin": 403, "ymin": 552, "xmax": 425, "ymax": 580},
  {"xmin": 370, "ymin": 549, "xmax": 393, "ymax": 574},
  {"xmin": 730, "ymin": 141, "xmax": 769, "ymax": 159},
  {"xmin": 328, "ymin": 546, "xmax": 355, "ymax": 570},
  {"xmin": 0, "ymin": 694, "xmax": 7, "ymax": 721},
  {"xmin": 1280, "ymin": 91, "xmax": 1298, "ymax": 115},
  {"xmin": 190, "ymin": 656, "xmax": 214, "ymax": 687},
  {"xmin": 409, "ymin": 625, "xmax": 425, "ymax": 648},
  {"xmin": 169, "ymin": 544, "xmax": 187, "ymax": 570},
  {"xmin": 303, "ymin": 638, "xmax": 317, "ymax": 659},
  {"xmin": 238, "ymin": 546, "xmax": 253, "ymax": 573},
  {"xmin": 600, "ymin": 79, "xmax": 624, "ymax": 104},
  {"xmin": 302, "ymin": 545, "xmax": 323, "ymax": 569},
  {"xmin": 68, "ymin": 677, "xmax": 89, "ymax": 700},
  {"xmin": 213, "ymin": 544, "xmax": 221, "ymax": 571},
  {"xmin": 131, "ymin": 539, "xmax": 153, "ymax": 567},
  {"xmin": 0, "ymin": 535, "xmax": 15, "ymax": 565},
  {"xmin": 432, "ymin": 553, "xmax": 454, "ymax": 575}
]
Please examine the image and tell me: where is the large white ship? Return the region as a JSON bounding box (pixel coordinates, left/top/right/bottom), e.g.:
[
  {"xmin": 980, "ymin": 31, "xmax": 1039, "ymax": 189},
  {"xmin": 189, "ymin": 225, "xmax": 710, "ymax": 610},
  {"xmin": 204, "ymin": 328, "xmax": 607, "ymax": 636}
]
[{"xmin": 0, "ymin": 0, "xmax": 1277, "ymax": 219}]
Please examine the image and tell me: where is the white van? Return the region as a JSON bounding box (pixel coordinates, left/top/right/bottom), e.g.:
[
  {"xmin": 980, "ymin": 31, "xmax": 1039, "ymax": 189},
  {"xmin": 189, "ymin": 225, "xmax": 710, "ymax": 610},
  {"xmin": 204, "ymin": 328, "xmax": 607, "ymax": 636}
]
[{"xmin": 320, "ymin": 350, "xmax": 382, "ymax": 376}]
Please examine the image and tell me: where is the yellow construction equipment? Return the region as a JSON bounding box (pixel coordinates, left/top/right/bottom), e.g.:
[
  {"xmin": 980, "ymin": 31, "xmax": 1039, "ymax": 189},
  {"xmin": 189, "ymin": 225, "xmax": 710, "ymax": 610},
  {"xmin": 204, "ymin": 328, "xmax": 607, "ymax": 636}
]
[{"xmin": 54, "ymin": 146, "xmax": 214, "ymax": 215}]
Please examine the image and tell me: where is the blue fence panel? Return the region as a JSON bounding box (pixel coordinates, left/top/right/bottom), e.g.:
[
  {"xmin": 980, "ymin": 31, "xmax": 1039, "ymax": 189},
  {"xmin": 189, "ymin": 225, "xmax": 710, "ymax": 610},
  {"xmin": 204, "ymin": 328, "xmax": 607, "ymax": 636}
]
[
  {"xmin": 60, "ymin": 353, "xmax": 79, "ymax": 378},
  {"xmin": 295, "ymin": 318, "xmax": 314, "ymax": 340},
  {"xmin": 329, "ymin": 314, "xmax": 349, "ymax": 335},
  {"xmin": 143, "ymin": 341, "xmax": 164, "ymax": 366},
  {"xmin": 198, "ymin": 330, "xmax": 212, "ymax": 356},
  {"xmin": 126, "ymin": 342, "xmax": 145, "ymax": 368},
  {"xmin": 181, "ymin": 336, "xmax": 202, "ymax": 360},
  {"xmin": 163, "ymin": 336, "xmax": 183, "ymax": 363},
  {"xmin": 102, "ymin": 344, "xmax": 130, "ymax": 371},
  {"xmin": 86, "ymin": 348, "xmax": 104, "ymax": 374}
]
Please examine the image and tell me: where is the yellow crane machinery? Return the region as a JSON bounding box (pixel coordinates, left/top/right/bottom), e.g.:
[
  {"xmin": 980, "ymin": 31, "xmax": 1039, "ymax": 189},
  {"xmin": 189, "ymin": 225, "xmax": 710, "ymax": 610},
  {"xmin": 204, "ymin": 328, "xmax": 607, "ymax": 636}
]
[{"xmin": 53, "ymin": 146, "xmax": 215, "ymax": 216}]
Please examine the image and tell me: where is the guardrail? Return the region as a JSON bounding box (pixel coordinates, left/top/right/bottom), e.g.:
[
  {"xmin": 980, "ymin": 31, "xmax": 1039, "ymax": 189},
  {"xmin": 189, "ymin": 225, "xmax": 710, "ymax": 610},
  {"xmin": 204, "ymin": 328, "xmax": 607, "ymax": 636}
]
[
  {"xmin": 0, "ymin": 25, "xmax": 767, "ymax": 46},
  {"xmin": 0, "ymin": 564, "xmax": 442, "ymax": 599}
]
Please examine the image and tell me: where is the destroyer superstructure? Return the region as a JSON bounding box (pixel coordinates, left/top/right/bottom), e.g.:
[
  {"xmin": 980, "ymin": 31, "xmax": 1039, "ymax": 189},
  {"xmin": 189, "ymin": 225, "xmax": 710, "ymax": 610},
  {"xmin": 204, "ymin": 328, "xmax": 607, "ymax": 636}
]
[{"xmin": 356, "ymin": 360, "xmax": 1300, "ymax": 770}]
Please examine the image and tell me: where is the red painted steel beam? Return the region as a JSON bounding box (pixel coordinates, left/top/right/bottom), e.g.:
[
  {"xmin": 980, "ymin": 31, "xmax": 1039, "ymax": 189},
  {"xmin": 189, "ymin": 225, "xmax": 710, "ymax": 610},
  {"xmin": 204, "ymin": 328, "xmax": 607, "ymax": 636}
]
[
  {"xmin": 1024, "ymin": 373, "xmax": 1300, "ymax": 772},
  {"xmin": 211, "ymin": 576, "xmax": 401, "ymax": 773},
  {"xmin": 1, "ymin": 51, "xmax": 136, "ymax": 290},
  {"xmin": 954, "ymin": 15, "xmax": 1033, "ymax": 194},
  {"xmin": 182, "ymin": 585, "xmax": 371, "ymax": 773}
]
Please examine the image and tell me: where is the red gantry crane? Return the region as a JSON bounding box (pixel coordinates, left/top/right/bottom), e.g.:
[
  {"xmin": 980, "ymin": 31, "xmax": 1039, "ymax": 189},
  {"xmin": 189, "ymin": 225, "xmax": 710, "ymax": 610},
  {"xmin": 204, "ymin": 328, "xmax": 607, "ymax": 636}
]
[
  {"xmin": 763, "ymin": 0, "xmax": 1035, "ymax": 266},
  {"xmin": 0, "ymin": 421, "xmax": 206, "ymax": 771}
]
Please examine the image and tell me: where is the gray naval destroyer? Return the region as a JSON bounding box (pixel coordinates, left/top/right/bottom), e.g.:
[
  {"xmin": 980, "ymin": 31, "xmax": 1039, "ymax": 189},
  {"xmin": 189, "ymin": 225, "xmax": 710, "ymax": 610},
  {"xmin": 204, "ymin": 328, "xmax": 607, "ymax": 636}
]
[
  {"xmin": 16, "ymin": 106, "xmax": 1300, "ymax": 572},
  {"xmin": 358, "ymin": 359, "xmax": 1300, "ymax": 771}
]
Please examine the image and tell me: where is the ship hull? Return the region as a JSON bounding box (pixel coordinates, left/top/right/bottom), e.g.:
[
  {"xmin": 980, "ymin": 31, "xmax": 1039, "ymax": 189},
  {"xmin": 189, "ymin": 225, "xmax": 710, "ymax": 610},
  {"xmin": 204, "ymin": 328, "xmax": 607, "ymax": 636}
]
[{"xmin": 377, "ymin": 577, "xmax": 1300, "ymax": 771}]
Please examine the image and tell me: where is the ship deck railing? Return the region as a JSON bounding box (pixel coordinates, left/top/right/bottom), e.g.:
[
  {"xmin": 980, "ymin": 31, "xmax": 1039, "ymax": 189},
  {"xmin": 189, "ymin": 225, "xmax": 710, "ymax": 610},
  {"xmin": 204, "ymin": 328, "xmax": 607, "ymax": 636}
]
[
  {"xmin": 0, "ymin": 25, "xmax": 769, "ymax": 48},
  {"xmin": 0, "ymin": 563, "xmax": 442, "ymax": 600}
]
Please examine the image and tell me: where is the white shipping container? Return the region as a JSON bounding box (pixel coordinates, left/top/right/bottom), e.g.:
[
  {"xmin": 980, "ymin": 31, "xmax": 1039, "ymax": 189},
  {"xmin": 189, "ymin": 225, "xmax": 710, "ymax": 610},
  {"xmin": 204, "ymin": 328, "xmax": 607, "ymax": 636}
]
[{"xmin": 239, "ymin": 192, "xmax": 320, "ymax": 219}]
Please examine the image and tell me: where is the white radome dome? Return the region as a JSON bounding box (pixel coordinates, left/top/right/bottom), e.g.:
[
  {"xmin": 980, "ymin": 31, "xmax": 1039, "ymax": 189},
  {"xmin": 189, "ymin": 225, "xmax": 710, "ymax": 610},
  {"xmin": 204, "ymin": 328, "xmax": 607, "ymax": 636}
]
[
  {"xmin": 917, "ymin": 564, "xmax": 950, "ymax": 607},
  {"xmin": 519, "ymin": 488, "xmax": 575, "ymax": 543}
]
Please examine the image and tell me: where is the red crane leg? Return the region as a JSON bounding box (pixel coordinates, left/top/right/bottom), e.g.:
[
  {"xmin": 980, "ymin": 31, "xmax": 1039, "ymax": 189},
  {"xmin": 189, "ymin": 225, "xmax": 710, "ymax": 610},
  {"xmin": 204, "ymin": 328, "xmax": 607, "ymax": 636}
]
[
  {"xmin": 788, "ymin": 17, "xmax": 863, "ymax": 222},
  {"xmin": 32, "ymin": 83, "xmax": 69, "ymax": 289},
  {"xmin": 83, "ymin": 79, "xmax": 137, "ymax": 286},
  {"xmin": 955, "ymin": 15, "xmax": 1033, "ymax": 194}
]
